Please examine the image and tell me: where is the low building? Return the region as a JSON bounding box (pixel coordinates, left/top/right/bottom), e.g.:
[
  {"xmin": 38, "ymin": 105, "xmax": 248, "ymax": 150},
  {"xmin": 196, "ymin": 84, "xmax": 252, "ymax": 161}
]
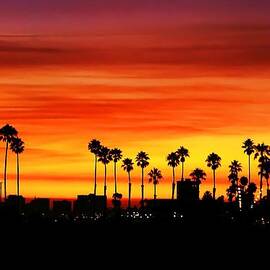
[
  {"xmin": 53, "ymin": 200, "xmax": 72, "ymax": 214},
  {"xmin": 177, "ymin": 179, "xmax": 199, "ymax": 201}
]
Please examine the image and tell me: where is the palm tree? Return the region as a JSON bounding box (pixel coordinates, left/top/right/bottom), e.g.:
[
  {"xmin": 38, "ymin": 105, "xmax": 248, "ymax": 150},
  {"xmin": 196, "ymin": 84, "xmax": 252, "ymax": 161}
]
[
  {"xmin": 88, "ymin": 139, "xmax": 102, "ymax": 196},
  {"xmin": 167, "ymin": 152, "xmax": 180, "ymax": 199},
  {"xmin": 177, "ymin": 146, "xmax": 190, "ymax": 181},
  {"xmin": 110, "ymin": 148, "xmax": 122, "ymax": 194},
  {"xmin": 242, "ymin": 139, "xmax": 255, "ymax": 184},
  {"xmin": 254, "ymin": 143, "xmax": 270, "ymax": 200},
  {"xmin": 0, "ymin": 124, "xmax": 18, "ymax": 200},
  {"xmin": 206, "ymin": 153, "xmax": 221, "ymax": 200},
  {"xmin": 135, "ymin": 151, "xmax": 150, "ymax": 207},
  {"xmin": 190, "ymin": 168, "xmax": 207, "ymax": 185},
  {"xmin": 240, "ymin": 176, "xmax": 248, "ymax": 191},
  {"xmin": 10, "ymin": 137, "xmax": 24, "ymax": 197},
  {"xmin": 229, "ymin": 160, "xmax": 242, "ymax": 186},
  {"xmin": 258, "ymin": 158, "xmax": 270, "ymax": 199},
  {"xmin": 148, "ymin": 168, "xmax": 163, "ymax": 200},
  {"xmin": 121, "ymin": 158, "xmax": 134, "ymax": 209},
  {"xmin": 97, "ymin": 146, "xmax": 112, "ymax": 198}
]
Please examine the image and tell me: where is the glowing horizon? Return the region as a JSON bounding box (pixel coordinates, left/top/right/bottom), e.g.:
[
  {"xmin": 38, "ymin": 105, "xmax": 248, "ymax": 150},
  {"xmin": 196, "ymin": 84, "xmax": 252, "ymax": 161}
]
[{"xmin": 0, "ymin": 0, "xmax": 270, "ymax": 200}]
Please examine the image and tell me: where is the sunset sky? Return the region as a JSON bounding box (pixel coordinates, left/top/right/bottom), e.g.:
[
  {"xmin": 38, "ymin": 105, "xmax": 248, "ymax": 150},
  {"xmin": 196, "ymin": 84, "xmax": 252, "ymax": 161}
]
[{"xmin": 0, "ymin": 0, "xmax": 270, "ymax": 201}]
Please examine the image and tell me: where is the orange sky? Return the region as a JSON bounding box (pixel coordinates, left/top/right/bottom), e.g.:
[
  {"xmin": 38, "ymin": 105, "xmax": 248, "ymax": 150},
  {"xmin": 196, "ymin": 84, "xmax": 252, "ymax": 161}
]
[{"xmin": 0, "ymin": 1, "xmax": 270, "ymax": 201}]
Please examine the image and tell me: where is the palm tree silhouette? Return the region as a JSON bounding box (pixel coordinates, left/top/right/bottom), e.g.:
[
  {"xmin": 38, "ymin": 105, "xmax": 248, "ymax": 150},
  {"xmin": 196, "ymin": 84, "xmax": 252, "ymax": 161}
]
[
  {"xmin": 110, "ymin": 148, "xmax": 122, "ymax": 194},
  {"xmin": 206, "ymin": 153, "xmax": 221, "ymax": 200},
  {"xmin": 10, "ymin": 137, "xmax": 24, "ymax": 197},
  {"xmin": 121, "ymin": 158, "xmax": 134, "ymax": 209},
  {"xmin": 177, "ymin": 146, "xmax": 189, "ymax": 181},
  {"xmin": 190, "ymin": 168, "xmax": 207, "ymax": 185},
  {"xmin": 229, "ymin": 160, "xmax": 242, "ymax": 186},
  {"xmin": 97, "ymin": 146, "xmax": 112, "ymax": 198},
  {"xmin": 0, "ymin": 124, "xmax": 18, "ymax": 200},
  {"xmin": 242, "ymin": 139, "xmax": 255, "ymax": 185},
  {"xmin": 167, "ymin": 152, "xmax": 180, "ymax": 199},
  {"xmin": 88, "ymin": 139, "xmax": 102, "ymax": 196},
  {"xmin": 135, "ymin": 151, "xmax": 150, "ymax": 207},
  {"xmin": 148, "ymin": 168, "xmax": 163, "ymax": 200},
  {"xmin": 258, "ymin": 158, "xmax": 270, "ymax": 199},
  {"xmin": 254, "ymin": 143, "xmax": 270, "ymax": 200}
]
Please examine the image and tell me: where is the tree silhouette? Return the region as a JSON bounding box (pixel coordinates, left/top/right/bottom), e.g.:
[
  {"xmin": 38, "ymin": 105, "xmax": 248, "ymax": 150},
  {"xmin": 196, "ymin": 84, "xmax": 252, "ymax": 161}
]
[
  {"xmin": 177, "ymin": 146, "xmax": 190, "ymax": 181},
  {"xmin": 97, "ymin": 146, "xmax": 112, "ymax": 198},
  {"xmin": 135, "ymin": 151, "xmax": 150, "ymax": 207},
  {"xmin": 258, "ymin": 158, "xmax": 270, "ymax": 199},
  {"xmin": 121, "ymin": 158, "xmax": 134, "ymax": 209},
  {"xmin": 254, "ymin": 143, "xmax": 270, "ymax": 200},
  {"xmin": 110, "ymin": 148, "xmax": 122, "ymax": 194},
  {"xmin": 202, "ymin": 191, "xmax": 213, "ymax": 201},
  {"xmin": 240, "ymin": 176, "xmax": 248, "ymax": 190},
  {"xmin": 148, "ymin": 168, "xmax": 163, "ymax": 200},
  {"xmin": 10, "ymin": 137, "xmax": 24, "ymax": 197},
  {"xmin": 206, "ymin": 153, "xmax": 221, "ymax": 200},
  {"xmin": 0, "ymin": 124, "xmax": 18, "ymax": 200},
  {"xmin": 167, "ymin": 152, "xmax": 180, "ymax": 199},
  {"xmin": 88, "ymin": 139, "xmax": 102, "ymax": 196},
  {"xmin": 190, "ymin": 168, "xmax": 207, "ymax": 185},
  {"xmin": 242, "ymin": 139, "xmax": 255, "ymax": 185},
  {"xmin": 228, "ymin": 160, "xmax": 242, "ymax": 200}
]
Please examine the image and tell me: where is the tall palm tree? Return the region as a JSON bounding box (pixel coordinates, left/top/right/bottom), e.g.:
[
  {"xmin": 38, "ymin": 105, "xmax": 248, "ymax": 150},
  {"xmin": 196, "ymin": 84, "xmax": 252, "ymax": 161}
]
[
  {"xmin": 110, "ymin": 148, "xmax": 122, "ymax": 194},
  {"xmin": 190, "ymin": 168, "xmax": 207, "ymax": 185},
  {"xmin": 254, "ymin": 143, "xmax": 270, "ymax": 200},
  {"xmin": 177, "ymin": 146, "xmax": 190, "ymax": 181},
  {"xmin": 97, "ymin": 146, "xmax": 112, "ymax": 198},
  {"xmin": 0, "ymin": 124, "xmax": 18, "ymax": 200},
  {"xmin": 148, "ymin": 168, "xmax": 163, "ymax": 200},
  {"xmin": 167, "ymin": 152, "xmax": 180, "ymax": 199},
  {"xmin": 135, "ymin": 151, "xmax": 150, "ymax": 207},
  {"xmin": 258, "ymin": 158, "xmax": 270, "ymax": 199},
  {"xmin": 206, "ymin": 153, "xmax": 221, "ymax": 200},
  {"xmin": 121, "ymin": 158, "xmax": 134, "ymax": 209},
  {"xmin": 10, "ymin": 137, "xmax": 24, "ymax": 197},
  {"xmin": 88, "ymin": 139, "xmax": 102, "ymax": 196},
  {"xmin": 242, "ymin": 139, "xmax": 255, "ymax": 185}
]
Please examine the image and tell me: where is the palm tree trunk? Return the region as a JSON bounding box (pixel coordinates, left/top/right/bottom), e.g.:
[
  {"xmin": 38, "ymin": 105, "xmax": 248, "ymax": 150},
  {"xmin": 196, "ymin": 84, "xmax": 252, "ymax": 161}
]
[
  {"xmin": 154, "ymin": 183, "xmax": 157, "ymax": 200},
  {"xmin": 4, "ymin": 140, "xmax": 8, "ymax": 200},
  {"xmin": 213, "ymin": 169, "xmax": 216, "ymax": 200},
  {"xmin": 94, "ymin": 154, "xmax": 97, "ymax": 196},
  {"xmin": 248, "ymin": 154, "xmax": 251, "ymax": 185},
  {"xmin": 114, "ymin": 161, "xmax": 117, "ymax": 194},
  {"xmin": 260, "ymin": 166, "xmax": 263, "ymax": 200},
  {"xmin": 128, "ymin": 172, "xmax": 131, "ymax": 209},
  {"xmin": 172, "ymin": 167, "xmax": 175, "ymax": 199},
  {"xmin": 266, "ymin": 178, "xmax": 269, "ymax": 199},
  {"xmin": 181, "ymin": 162, "xmax": 184, "ymax": 181},
  {"xmin": 104, "ymin": 164, "xmax": 107, "ymax": 197},
  {"xmin": 141, "ymin": 168, "xmax": 144, "ymax": 207},
  {"xmin": 17, "ymin": 153, "xmax": 20, "ymax": 197}
]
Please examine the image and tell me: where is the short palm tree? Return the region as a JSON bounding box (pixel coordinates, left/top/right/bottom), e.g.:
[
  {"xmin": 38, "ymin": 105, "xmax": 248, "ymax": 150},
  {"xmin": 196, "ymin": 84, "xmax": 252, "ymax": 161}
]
[
  {"xmin": 0, "ymin": 124, "xmax": 18, "ymax": 200},
  {"xmin": 229, "ymin": 160, "xmax": 242, "ymax": 186},
  {"xmin": 148, "ymin": 168, "xmax": 163, "ymax": 200},
  {"xmin": 242, "ymin": 139, "xmax": 255, "ymax": 184},
  {"xmin": 88, "ymin": 139, "xmax": 102, "ymax": 196},
  {"xmin": 10, "ymin": 137, "xmax": 24, "ymax": 197},
  {"xmin": 135, "ymin": 151, "xmax": 150, "ymax": 207},
  {"xmin": 254, "ymin": 143, "xmax": 270, "ymax": 200},
  {"xmin": 110, "ymin": 148, "xmax": 122, "ymax": 194},
  {"xmin": 121, "ymin": 158, "xmax": 134, "ymax": 208},
  {"xmin": 190, "ymin": 168, "xmax": 207, "ymax": 185},
  {"xmin": 167, "ymin": 152, "xmax": 180, "ymax": 199},
  {"xmin": 206, "ymin": 153, "xmax": 221, "ymax": 200},
  {"xmin": 97, "ymin": 146, "xmax": 112, "ymax": 198},
  {"xmin": 177, "ymin": 146, "xmax": 190, "ymax": 180}
]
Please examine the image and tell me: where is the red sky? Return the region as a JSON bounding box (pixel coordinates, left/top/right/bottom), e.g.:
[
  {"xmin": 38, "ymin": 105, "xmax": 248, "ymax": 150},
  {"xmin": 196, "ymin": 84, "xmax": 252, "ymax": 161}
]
[{"xmin": 0, "ymin": 0, "xmax": 270, "ymax": 200}]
